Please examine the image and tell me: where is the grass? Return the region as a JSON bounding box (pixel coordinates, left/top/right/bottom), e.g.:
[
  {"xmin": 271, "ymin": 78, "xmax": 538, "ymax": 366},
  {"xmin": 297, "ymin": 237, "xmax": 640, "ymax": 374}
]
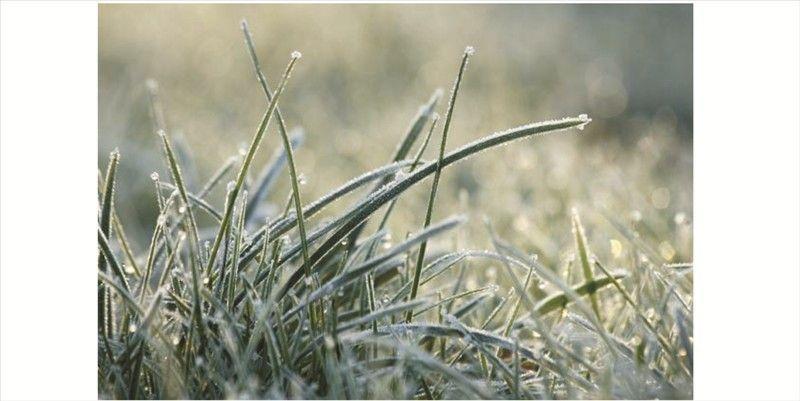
[{"xmin": 97, "ymin": 20, "xmax": 692, "ymax": 399}]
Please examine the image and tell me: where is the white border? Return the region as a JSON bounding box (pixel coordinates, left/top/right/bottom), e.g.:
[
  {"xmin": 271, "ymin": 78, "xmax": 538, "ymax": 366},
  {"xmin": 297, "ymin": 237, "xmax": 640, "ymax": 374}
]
[
  {"xmin": 1, "ymin": 2, "xmax": 799, "ymax": 400},
  {"xmin": 1, "ymin": 2, "xmax": 98, "ymax": 400},
  {"xmin": 695, "ymin": 2, "xmax": 800, "ymax": 400}
]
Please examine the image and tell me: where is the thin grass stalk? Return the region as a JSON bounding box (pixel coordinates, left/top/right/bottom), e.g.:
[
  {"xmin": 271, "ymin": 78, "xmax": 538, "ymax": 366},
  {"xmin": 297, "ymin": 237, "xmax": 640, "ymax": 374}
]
[
  {"xmin": 572, "ymin": 208, "xmax": 603, "ymax": 321},
  {"xmin": 274, "ymin": 115, "xmax": 590, "ymax": 301},
  {"xmin": 99, "ymin": 150, "xmax": 120, "ymax": 336},
  {"xmin": 203, "ymin": 53, "xmax": 300, "ymax": 285},
  {"xmin": 406, "ymin": 47, "xmax": 473, "ymax": 322}
]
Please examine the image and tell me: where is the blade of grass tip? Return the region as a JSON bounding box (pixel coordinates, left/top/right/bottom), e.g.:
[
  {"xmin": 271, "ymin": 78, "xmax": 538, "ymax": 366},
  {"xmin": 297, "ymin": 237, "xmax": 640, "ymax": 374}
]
[
  {"xmin": 99, "ymin": 171, "xmax": 141, "ymax": 277},
  {"xmin": 279, "ymin": 115, "xmax": 591, "ymax": 301},
  {"xmin": 406, "ymin": 46, "xmax": 474, "ymax": 322},
  {"xmin": 99, "ymin": 149, "xmax": 120, "ymax": 335},
  {"xmin": 243, "ymin": 52, "xmax": 326, "ymax": 367},
  {"xmin": 572, "ymin": 208, "xmax": 603, "ymax": 322},
  {"xmin": 241, "ymin": 24, "xmax": 311, "ymax": 280},
  {"xmin": 199, "ymin": 155, "xmax": 238, "ymax": 198},
  {"xmin": 145, "ymin": 79, "xmax": 167, "ymax": 132},
  {"xmin": 158, "ymin": 130, "xmax": 203, "ymax": 264},
  {"xmin": 204, "ymin": 51, "xmax": 300, "ymax": 287}
]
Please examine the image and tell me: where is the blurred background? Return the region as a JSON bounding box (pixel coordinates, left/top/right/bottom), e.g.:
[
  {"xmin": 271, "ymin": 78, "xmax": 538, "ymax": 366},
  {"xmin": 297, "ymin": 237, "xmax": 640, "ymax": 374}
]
[{"xmin": 99, "ymin": 4, "xmax": 692, "ymax": 268}]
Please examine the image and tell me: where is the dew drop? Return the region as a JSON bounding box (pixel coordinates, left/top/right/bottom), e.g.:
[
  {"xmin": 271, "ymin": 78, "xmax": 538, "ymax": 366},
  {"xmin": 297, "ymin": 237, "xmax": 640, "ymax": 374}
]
[
  {"xmin": 291, "ymin": 50, "xmax": 302, "ymax": 59},
  {"xmin": 150, "ymin": 172, "xmax": 159, "ymax": 181},
  {"xmin": 297, "ymin": 174, "xmax": 307, "ymax": 186},
  {"xmin": 157, "ymin": 215, "xmax": 167, "ymax": 226},
  {"xmin": 226, "ymin": 181, "xmax": 236, "ymax": 193},
  {"xmin": 128, "ymin": 323, "xmax": 137, "ymax": 333},
  {"xmin": 576, "ymin": 114, "xmax": 592, "ymax": 131},
  {"xmin": 464, "ymin": 46, "xmax": 476, "ymax": 56},
  {"xmin": 178, "ymin": 205, "xmax": 187, "ymax": 214}
]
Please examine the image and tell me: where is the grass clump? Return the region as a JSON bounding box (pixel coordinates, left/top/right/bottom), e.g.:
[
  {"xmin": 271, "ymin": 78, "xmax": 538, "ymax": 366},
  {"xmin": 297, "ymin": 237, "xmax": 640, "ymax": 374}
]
[{"xmin": 98, "ymin": 20, "xmax": 692, "ymax": 400}]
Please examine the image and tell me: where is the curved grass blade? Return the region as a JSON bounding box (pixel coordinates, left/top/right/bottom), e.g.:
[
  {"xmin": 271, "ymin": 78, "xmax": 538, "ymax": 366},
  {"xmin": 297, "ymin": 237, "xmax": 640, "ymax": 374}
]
[
  {"xmin": 277, "ymin": 114, "xmax": 590, "ymax": 302},
  {"xmin": 345, "ymin": 89, "xmax": 442, "ymax": 249}
]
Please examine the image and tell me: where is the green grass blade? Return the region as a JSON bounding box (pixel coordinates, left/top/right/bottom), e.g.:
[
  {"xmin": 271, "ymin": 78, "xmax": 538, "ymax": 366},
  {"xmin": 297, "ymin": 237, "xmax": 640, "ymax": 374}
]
[
  {"xmin": 203, "ymin": 52, "xmax": 301, "ymax": 282},
  {"xmin": 572, "ymin": 208, "xmax": 602, "ymax": 321},
  {"xmin": 407, "ymin": 47, "xmax": 474, "ymax": 322},
  {"xmin": 279, "ymin": 115, "xmax": 590, "ymax": 304}
]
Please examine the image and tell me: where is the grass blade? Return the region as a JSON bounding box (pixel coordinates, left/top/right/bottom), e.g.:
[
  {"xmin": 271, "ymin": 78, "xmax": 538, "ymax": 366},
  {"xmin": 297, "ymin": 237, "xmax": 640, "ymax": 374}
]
[{"xmin": 407, "ymin": 47, "xmax": 474, "ymax": 322}]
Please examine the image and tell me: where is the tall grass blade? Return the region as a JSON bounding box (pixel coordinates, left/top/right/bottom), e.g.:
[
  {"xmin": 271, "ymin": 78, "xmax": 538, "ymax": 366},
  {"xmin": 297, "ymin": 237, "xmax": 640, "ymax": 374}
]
[{"xmin": 407, "ymin": 47, "xmax": 474, "ymax": 322}]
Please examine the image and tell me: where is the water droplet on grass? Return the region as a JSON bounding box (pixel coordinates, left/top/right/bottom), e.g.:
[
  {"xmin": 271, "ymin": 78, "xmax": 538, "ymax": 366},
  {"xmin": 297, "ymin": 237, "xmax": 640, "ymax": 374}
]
[
  {"xmin": 291, "ymin": 50, "xmax": 302, "ymax": 59},
  {"xmin": 576, "ymin": 114, "xmax": 592, "ymax": 131},
  {"xmin": 464, "ymin": 46, "xmax": 476, "ymax": 56},
  {"xmin": 150, "ymin": 172, "xmax": 159, "ymax": 181}
]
